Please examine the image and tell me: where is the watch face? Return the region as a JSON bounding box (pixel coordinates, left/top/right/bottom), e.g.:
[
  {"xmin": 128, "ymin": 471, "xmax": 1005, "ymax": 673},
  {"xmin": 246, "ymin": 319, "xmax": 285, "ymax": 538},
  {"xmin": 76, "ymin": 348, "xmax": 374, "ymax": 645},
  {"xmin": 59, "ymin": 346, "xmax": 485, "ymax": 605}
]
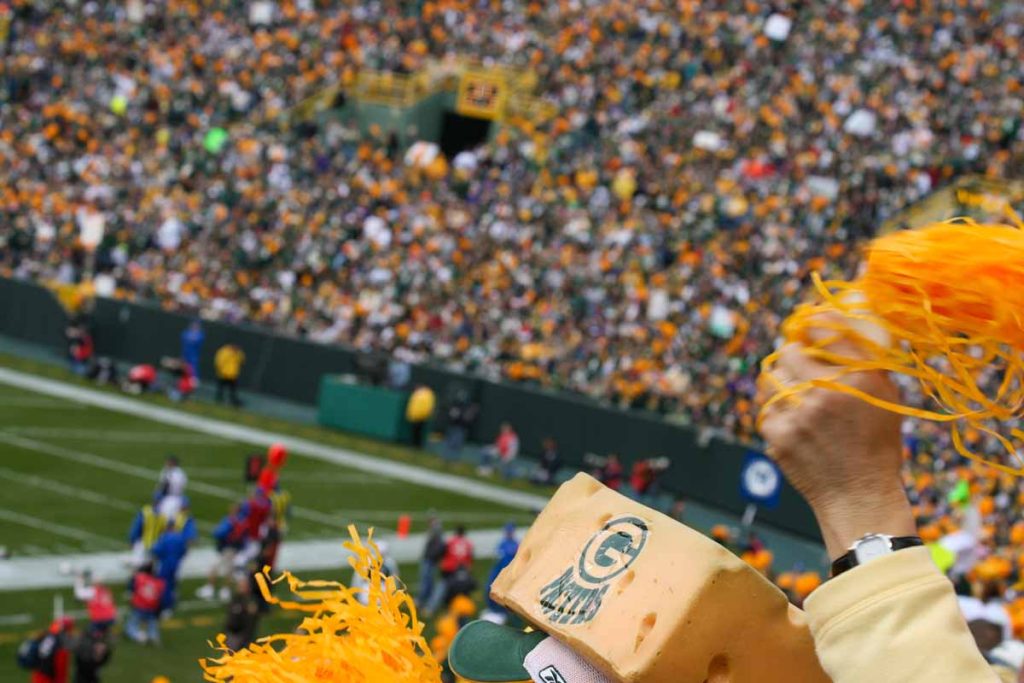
[{"xmin": 854, "ymin": 535, "xmax": 892, "ymax": 565}]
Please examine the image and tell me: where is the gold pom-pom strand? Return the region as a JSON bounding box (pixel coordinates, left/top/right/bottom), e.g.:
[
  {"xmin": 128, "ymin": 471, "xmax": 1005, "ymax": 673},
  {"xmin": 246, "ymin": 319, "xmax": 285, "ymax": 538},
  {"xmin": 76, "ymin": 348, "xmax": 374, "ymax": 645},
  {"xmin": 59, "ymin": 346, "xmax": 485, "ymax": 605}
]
[
  {"xmin": 200, "ymin": 525, "xmax": 442, "ymax": 683},
  {"xmin": 761, "ymin": 217, "xmax": 1024, "ymax": 475}
]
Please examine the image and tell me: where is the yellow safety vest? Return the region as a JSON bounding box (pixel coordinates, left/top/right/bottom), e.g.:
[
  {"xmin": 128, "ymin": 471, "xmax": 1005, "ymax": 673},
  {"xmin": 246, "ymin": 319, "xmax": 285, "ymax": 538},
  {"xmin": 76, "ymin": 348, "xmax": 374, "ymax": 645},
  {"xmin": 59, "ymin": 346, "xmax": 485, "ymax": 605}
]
[
  {"xmin": 141, "ymin": 505, "xmax": 162, "ymax": 550},
  {"xmin": 173, "ymin": 511, "xmax": 190, "ymax": 533},
  {"xmin": 215, "ymin": 345, "xmax": 245, "ymax": 380}
]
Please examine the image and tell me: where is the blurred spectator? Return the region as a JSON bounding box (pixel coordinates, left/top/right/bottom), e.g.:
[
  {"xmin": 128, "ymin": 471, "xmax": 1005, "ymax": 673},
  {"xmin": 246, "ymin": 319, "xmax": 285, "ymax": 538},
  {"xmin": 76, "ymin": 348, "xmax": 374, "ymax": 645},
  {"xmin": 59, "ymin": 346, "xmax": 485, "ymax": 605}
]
[
  {"xmin": 223, "ymin": 574, "xmax": 261, "ymax": 652},
  {"xmin": 121, "ymin": 364, "xmax": 157, "ymax": 395},
  {"xmin": 72, "ymin": 625, "xmax": 112, "ymax": 683},
  {"xmin": 427, "ymin": 524, "xmax": 474, "ymax": 614},
  {"xmin": 442, "ymin": 391, "xmax": 478, "ymax": 463},
  {"xmin": 72, "ymin": 570, "xmax": 117, "ymax": 635},
  {"xmin": 155, "ymin": 456, "xmax": 187, "ymax": 518},
  {"xmin": 180, "ymin": 321, "xmax": 204, "ymax": 380},
  {"xmin": 237, "ymin": 487, "xmax": 273, "ymax": 568},
  {"xmin": 405, "ymin": 384, "xmax": 436, "ymax": 448},
  {"xmin": 596, "ymin": 453, "xmax": 624, "ymax": 492},
  {"xmin": 19, "ymin": 617, "xmax": 74, "ymax": 683},
  {"xmin": 479, "ymin": 423, "xmax": 519, "ymax": 478},
  {"xmin": 419, "ymin": 517, "xmax": 446, "ymax": 609},
  {"xmin": 151, "ymin": 519, "xmax": 190, "ymax": 615},
  {"xmin": 631, "ymin": 459, "xmax": 653, "ymax": 496},
  {"xmin": 126, "ymin": 562, "xmax": 165, "ymax": 646},
  {"xmin": 197, "ymin": 503, "xmax": 247, "ymax": 602},
  {"xmin": 387, "ymin": 357, "xmax": 412, "ymax": 390},
  {"xmin": 64, "ymin": 322, "xmax": 93, "ymax": 376},
  {"xmin": 531, "ymin": 437, "xmax": 562, "ymax": 486},
  {"xmin": 631, "ymin": 457, "xmax": 670, "ymax": 497},
  {"xmin": 160, "ymin": 357, "xmax": 197, "ymax": 401},
  {"xmin": 87, "ymin": 358, "xmax": 117, "ymax": 387},
  {"xmin": 213, "ymin": 344, "xmax": 246, "ymax": 407},
  {"xmin": 443, "ymin": 565, "xmax": 479, "ymax": 608}
]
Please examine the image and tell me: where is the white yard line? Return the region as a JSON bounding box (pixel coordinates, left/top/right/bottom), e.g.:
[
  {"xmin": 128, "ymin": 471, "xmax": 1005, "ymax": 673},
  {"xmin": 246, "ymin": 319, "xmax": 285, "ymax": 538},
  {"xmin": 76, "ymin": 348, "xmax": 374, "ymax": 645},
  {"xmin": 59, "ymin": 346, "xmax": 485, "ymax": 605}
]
[
  {"xmin": 0, "ymin": 397, "xmax": 87, "ymax": 409},
  {"xmin": 0, "ymin": 466, "xmax": 138, "ymax": 513},
  {"xmin": 187, "ymin": 466, "xmax": 391, "ymax": 484},
  {"xmin": 330, "ymin": 509, "xmax": 534, "ymax": 522},
  {"xmin": 0, "ymin": 526, "xmax": 518, "ymax": 591},
  {"xmin": 0, "ymin": 509, "xmax": 121, "ymax": 551},
  {"xmin": 0, "ymin": 614, "xmax": 33, "ymax": 626},
  {"xmin": 0, "ymin": 366, "xmax": 549, "ymax": 510},
  {"xmin": 0, "ymin": 431, "xmax": 345, "ymax": 533},
  {"xmin": 5, "ymin": 426, "xmax": 228, "ymax": 445},
  {"xmin": 0, "ymin": 467, "xmax": 216, "ymax": 533},
  {"xmin": 0, "ymin": 598, "xmax": 232, "ymax": 628}
]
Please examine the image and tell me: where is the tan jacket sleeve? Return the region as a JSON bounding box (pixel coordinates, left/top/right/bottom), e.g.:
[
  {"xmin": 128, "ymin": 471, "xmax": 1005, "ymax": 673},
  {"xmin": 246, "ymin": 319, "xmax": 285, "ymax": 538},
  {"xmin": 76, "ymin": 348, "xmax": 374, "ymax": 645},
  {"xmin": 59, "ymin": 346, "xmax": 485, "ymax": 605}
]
[{"xmin": 804, "ymin": 547, "xmax": 998, "ymax": 683}]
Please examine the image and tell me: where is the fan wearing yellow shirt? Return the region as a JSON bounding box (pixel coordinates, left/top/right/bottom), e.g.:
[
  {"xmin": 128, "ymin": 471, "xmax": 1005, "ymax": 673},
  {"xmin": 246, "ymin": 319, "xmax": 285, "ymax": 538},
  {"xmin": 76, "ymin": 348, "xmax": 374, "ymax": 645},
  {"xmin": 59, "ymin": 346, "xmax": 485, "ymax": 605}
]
[{"xmin": 214, "ymin": 344, "xmax": 246, "ymax": 407}]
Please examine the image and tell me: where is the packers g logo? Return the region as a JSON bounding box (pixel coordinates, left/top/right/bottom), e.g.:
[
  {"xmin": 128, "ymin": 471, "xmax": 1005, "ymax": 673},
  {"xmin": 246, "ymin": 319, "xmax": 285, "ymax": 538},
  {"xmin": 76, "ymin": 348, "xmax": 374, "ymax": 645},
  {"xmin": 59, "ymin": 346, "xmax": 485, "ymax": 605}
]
[{"xmin": 539, "ymin": 516, "xmax": 649, "ymax": 625}]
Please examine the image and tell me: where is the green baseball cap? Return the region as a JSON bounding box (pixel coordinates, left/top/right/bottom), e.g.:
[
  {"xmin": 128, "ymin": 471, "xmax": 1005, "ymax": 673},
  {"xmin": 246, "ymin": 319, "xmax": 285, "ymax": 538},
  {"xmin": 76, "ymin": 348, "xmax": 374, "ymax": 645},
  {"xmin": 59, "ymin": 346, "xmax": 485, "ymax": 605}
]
[{"xmin": 448, "ymin": 621, "xmax": 546, "ymax": 682}]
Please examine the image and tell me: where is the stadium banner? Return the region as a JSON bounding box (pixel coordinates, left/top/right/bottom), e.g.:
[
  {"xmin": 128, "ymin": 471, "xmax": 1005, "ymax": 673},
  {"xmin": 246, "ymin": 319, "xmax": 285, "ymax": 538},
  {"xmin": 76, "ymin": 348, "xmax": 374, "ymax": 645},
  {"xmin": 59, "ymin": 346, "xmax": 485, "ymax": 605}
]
[{"xmin": 455, "ymin": 69, "xmax": 508, "ymax": 120}]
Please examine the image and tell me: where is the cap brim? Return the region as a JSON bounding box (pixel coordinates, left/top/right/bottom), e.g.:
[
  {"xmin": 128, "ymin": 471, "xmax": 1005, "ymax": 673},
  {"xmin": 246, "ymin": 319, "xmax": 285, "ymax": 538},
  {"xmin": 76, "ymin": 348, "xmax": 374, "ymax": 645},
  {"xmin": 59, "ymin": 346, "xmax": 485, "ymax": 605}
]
[{"xmin": 448, "ymin": 620, "xmax": 546, "ymax": 682}]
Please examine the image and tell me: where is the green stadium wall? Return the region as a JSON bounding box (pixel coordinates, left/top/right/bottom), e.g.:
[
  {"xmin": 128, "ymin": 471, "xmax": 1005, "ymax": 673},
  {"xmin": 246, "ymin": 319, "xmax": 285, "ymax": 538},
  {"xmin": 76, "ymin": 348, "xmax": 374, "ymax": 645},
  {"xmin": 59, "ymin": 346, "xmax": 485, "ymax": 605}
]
[
  {"xmin": 318, "ymin": 376, "xmax": 413, "ymax": 442},
  {"xmin": 0, "ymin": 277, "xmax": 819, "ymax": 540}
]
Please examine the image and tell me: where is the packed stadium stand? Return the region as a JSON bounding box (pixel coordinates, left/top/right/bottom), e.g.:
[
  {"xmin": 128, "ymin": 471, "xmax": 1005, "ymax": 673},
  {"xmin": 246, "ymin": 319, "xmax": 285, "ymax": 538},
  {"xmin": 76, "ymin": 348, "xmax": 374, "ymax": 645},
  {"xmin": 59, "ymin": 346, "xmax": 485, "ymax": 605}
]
[{"xmin": 3, "ymin": 0, "xmax": 1024, "ymax": 680}]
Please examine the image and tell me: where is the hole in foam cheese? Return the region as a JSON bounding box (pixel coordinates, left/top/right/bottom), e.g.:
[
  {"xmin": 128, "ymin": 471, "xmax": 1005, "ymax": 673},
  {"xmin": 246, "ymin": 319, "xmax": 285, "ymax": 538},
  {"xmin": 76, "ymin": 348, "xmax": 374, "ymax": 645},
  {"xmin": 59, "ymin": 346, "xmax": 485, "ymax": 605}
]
[{"xmin": 491, "ymin": 473, "xmax": 830, "ymax": 683}]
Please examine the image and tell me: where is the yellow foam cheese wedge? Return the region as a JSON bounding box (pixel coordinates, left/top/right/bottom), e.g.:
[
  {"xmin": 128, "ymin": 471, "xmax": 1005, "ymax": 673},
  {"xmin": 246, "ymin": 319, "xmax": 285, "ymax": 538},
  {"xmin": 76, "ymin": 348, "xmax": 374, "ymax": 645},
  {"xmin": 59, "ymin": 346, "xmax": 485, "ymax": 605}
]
[{"xmin": 491, "ymin": 473, "xmax": 830, "ymax": 683}]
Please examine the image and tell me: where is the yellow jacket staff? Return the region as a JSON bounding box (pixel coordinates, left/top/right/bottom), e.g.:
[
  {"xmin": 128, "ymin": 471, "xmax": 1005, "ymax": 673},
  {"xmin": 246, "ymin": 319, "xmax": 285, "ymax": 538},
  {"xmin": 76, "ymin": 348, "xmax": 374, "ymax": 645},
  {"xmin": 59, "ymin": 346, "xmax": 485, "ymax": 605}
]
[{"xmin": 215, "ymin": 344, "xmax": 245, "ymax": 380}]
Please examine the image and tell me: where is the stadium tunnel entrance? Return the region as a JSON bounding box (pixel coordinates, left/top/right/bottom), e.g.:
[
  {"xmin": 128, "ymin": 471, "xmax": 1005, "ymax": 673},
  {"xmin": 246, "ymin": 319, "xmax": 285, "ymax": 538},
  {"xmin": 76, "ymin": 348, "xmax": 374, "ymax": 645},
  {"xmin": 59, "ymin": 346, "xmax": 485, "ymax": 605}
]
[{"xmin": 440, "ymin": 110, "xmax": 492, "ymax": 158}]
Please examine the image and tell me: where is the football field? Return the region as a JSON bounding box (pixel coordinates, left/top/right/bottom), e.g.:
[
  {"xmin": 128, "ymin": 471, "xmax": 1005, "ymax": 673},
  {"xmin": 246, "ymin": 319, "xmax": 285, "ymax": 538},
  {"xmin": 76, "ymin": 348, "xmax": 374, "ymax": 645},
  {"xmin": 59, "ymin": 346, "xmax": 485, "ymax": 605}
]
[
  {"xmin": 0, "ymin": 357, "xmax": 541, "ymax": 681},
  {"xmin": 0, "ymin": 381, "xmax": 532, "ymax": 556}
]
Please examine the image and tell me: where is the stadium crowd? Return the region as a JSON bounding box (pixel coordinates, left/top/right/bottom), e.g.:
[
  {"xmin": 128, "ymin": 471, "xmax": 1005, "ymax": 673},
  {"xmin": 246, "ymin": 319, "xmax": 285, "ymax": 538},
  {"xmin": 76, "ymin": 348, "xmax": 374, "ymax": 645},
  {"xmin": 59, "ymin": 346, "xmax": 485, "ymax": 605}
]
[
  {"xmin": 5, "ymin": 0, "xmax": 1024, "ymax": 678},
  {"xmin": 3, "ymin": 0, "xmax": 1023, "ymax": 443}
]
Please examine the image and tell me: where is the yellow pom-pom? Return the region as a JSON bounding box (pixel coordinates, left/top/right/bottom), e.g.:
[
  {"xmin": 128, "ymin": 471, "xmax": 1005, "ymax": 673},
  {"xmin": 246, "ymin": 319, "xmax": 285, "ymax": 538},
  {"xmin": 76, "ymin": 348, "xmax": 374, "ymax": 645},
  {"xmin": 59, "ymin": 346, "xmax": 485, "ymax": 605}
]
[
  {"xmin": 761, "ymin": 216, "xmax": 1024, "ymax": 474},
  {"xmin": 200, "ymin": 525, "xmax": 441, "ymax": 683}
]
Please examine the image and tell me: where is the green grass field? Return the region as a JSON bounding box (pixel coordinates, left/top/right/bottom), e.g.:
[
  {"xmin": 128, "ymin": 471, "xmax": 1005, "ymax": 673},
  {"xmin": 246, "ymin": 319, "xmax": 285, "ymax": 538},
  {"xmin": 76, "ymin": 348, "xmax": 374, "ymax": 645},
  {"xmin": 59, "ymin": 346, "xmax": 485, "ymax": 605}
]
[
  {"xmin": 0, "ymin": 381, "xmax": 530, "ymax": 554},
  {"xmin": 0, "ymin": 355, "xmax": 537, "ymax": 682}
]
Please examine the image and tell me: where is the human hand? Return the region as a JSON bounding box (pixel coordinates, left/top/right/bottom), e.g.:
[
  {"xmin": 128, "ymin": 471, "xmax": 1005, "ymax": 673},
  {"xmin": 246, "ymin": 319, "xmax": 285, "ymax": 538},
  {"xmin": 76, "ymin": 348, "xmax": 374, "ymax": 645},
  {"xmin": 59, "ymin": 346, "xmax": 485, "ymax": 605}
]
[{"xmin": 757, "ymin": 316, "xmax": 916, "ymax": 560}]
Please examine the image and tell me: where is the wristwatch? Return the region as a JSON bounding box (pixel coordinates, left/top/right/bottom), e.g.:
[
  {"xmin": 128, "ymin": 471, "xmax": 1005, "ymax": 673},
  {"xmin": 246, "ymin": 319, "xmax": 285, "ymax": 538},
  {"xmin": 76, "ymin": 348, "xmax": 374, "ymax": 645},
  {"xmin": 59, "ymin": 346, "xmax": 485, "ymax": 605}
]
[{"xmin": 830, "ymin": 534, "xmax": 923, "ymax": 578}]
